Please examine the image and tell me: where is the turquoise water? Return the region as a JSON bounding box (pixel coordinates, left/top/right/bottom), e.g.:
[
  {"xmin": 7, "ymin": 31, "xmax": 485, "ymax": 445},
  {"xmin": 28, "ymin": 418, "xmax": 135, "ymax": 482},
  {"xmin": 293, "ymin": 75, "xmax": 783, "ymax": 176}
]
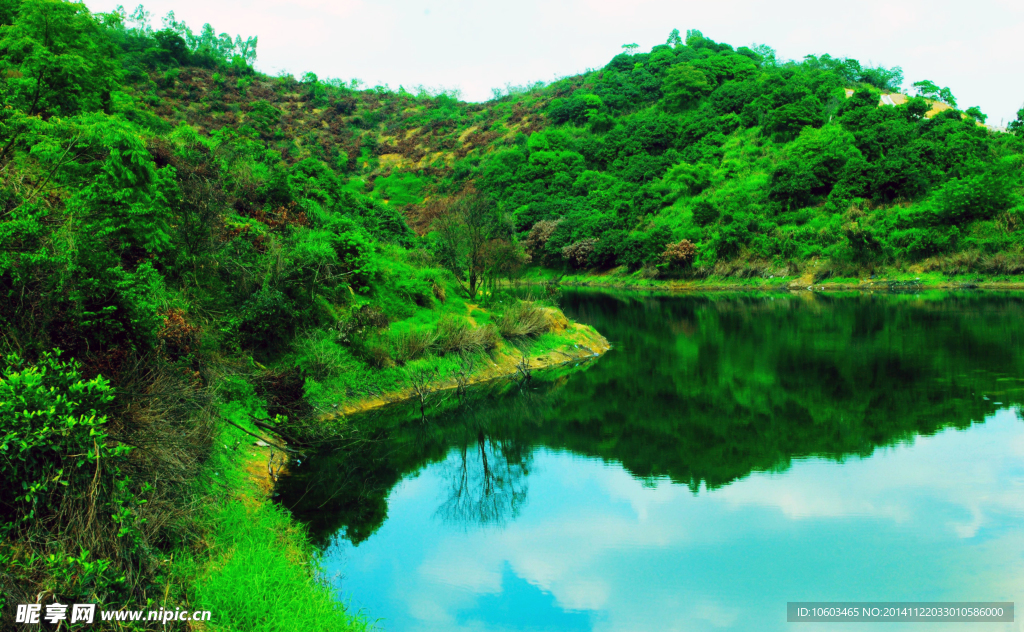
[{"xmin": 280, "ymin": 291, "xmax": 1024, "ymax": 631}]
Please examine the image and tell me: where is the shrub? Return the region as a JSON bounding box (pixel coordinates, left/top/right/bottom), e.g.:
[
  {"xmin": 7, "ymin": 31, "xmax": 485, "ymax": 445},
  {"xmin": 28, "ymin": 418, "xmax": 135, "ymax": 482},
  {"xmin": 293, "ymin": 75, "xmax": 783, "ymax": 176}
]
[
  {"xmin": 391, "ymin": 328, "xmax": 438, "ymax": 364},
  {"xmin": 0, "ymin": 351, "xmax": 124, "ymax": 535},
  {"xmin": 692, "ymin": 199, "xmax": 720, "ymax": 226},
  {"xmin": 337, "ymin": 304, "xmax": 390, "ymax": 345},
  {"xmin": 523, "ymin": 219, "xmax": 562, "ymax": 259},
  {"xmin": 295, "ymin": 330, "xmax": 358, "ymax": 380},
  {"xmin": 891, "ymin": 226, "xmax": 960, "ymax": 259},
  {"xmin": 562, "ymin": 239, "xmax": 598, "ymax": 269},
  {"xmin": 235, "ymin": 287, "xmax": 295, "ymax": 353},
  {"xmin": 363, "ymin": 344, "xmax": 394, "ymax": 369},
  {"xmin": 590, "ymin": 230, "xmax": 627, "ymax": 268},
  {"xmin": 497, "ymin": 301, "xmax": 550, "ymax": 339},
  {"xmin": 434, "ymin": 316, "xmax": 499, "ymax": 355},
  {"xmin": 661, "ymin": 239, "xmax": 696, "ymax": 268},
  {"xmin": 934, "ymin": 173, "xmax": 1013, "ymax": 224}
]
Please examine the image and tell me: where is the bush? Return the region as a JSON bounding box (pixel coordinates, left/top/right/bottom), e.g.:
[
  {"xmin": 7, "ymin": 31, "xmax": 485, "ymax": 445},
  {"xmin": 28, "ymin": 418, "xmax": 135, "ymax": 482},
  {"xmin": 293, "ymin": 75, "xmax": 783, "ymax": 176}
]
[
  {"xmin": 295, "ymin": 330, "xmax": 358, "ymax": 380},
  {"xmin": 337, "ymin": 304, "xmax": 390, "ymax": 345},
  {"xmin": 523, "ymin": 220, "xmax": 562, "ymax": 260},
  {"xmin": 692, "ymin": 199, "xmax": 720, "ymax": 226},
  {"xmin": 0, "ymin": 351, "xmax": 124, "ymax": 535},
  {"xmin": 934, "ymin": 173, "xmax": 1013, "ymax": 224},
  {"xmin": 562, "ymin": 239, "xmax": 598, "ymax": 269},
  {"xmin": 892, "ymin": 226, "xmax": 960, "ymax": 259},
  {"xmin": 661, "ymin": 240, "xmax": 696, "ymax": 268},
  {"xmin": 235, "ymin": 288, "xmax": 296, "ymax": 353},
  {"xmin": 390, "ymin": 328, "xmax": 438, "ymax": 364},
  {"xmin": 434, "ymin": 316, "xmax": 499, "ymax": 355},
  {"xmin": 497, "ymin": 301, "xmax": 550, "ymax": 339},
  {"xmin": 590, "ymin": 230, "xmax": 627, "ymax": 268}
]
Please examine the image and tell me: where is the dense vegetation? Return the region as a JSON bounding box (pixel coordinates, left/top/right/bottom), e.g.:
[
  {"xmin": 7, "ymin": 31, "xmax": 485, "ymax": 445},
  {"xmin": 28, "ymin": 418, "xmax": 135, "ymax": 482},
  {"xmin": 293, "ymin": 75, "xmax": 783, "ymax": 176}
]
[
  {"xmin": 59, "ymin": 21, "xmax": 1022, "ymax": 282},
  {"xmin": 2, "ymin": 0, "xmax": 1023, "ymax": 625}
]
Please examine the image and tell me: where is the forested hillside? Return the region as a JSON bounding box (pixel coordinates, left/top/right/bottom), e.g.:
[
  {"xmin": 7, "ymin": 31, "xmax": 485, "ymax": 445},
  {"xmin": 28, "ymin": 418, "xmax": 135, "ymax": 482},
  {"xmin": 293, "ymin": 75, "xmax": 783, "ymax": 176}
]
[
  {"xmin": 2, "ymin": 0, "xmax": 1024, "ymax": 625},
  {"xmin": 84, "ymin": 21, "xmax": 1024, "ymax": 282}
]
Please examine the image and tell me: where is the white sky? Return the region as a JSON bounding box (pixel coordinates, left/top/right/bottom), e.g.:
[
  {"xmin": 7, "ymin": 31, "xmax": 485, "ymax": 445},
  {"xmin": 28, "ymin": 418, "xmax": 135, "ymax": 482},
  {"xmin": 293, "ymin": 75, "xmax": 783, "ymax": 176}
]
[{"xmin": 83, "ymin": 0, "xmax": 1024, "ymax": 125}]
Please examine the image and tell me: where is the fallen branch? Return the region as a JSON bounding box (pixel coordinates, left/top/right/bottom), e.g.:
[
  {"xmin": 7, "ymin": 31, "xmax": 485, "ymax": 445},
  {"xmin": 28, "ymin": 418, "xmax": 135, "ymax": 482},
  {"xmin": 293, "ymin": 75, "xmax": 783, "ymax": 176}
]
[
  {"xmin": 221, "ymin": 417, "xmax": 303, "ymax": 455},
  {"xmin": 248, "ymin": 415, "xmax": 309, "ymax": 446}
]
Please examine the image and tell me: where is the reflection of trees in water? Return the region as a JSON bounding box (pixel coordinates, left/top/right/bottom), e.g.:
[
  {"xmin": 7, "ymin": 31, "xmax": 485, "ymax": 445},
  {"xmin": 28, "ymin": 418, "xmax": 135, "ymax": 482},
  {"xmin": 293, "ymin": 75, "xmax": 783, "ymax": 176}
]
[
  {"xmin": 278, "ymin": 378, "xmax": 556, "ymax": 544},
  {"xmin": 436, "ymin": 432, "xmax": 529, "ymax": 528},
  {"xmin": 280, "ymin": 292, "xmax": 1024, "ymax": 545}
]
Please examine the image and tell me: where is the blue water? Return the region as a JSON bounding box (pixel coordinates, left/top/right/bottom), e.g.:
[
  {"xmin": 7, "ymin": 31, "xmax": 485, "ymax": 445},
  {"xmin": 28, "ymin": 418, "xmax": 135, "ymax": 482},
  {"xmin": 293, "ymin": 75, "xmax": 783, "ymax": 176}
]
[
  {"xmin": 320, "ymin": 411, "xmax": 1024, "ymax": 631},
  {"xmin": 281, "ymin": 292, "xmax": 1024, "ymax": 631}
]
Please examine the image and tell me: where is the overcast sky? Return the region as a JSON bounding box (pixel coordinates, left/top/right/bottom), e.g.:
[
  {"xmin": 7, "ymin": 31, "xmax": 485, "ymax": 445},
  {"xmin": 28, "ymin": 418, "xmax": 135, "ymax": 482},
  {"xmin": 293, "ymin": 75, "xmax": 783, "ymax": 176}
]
[{"xmin": 83, "ymin": 0, "xmax": 1024, "ymax": 125}]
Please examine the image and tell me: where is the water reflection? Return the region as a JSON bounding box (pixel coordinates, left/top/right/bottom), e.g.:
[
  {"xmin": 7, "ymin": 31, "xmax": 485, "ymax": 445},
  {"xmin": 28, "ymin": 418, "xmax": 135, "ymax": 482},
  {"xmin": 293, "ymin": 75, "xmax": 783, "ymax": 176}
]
[
  {"xmin": 435, "ymin": 437, "xmax": 529, "ymax": 528},
  {"xmin": 278, "ymin": 291, "xmax": 1024, "ymax": 631}
]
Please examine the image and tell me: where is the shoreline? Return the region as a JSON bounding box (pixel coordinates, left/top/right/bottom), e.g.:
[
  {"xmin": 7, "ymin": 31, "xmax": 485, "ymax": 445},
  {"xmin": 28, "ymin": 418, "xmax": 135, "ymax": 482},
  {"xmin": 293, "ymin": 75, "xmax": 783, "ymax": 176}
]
[
  {"xmin": 243, "ymin": 319, "xmax": 611, "ymax": 490},
  {"xmin": 326, "ymin": 321, "xmax": 611, "ymax": 418},
  {"xmin": 509, "ymin": 272, "xmax": 1024, "ymax": 294}
]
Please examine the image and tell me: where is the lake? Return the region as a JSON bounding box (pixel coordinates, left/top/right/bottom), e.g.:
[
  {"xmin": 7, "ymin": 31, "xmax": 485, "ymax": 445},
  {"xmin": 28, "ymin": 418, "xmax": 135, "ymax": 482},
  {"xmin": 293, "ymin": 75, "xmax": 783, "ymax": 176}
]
[{"xmin": 278, "ymin": 290, "xmax": 1024, "ymax": 631}]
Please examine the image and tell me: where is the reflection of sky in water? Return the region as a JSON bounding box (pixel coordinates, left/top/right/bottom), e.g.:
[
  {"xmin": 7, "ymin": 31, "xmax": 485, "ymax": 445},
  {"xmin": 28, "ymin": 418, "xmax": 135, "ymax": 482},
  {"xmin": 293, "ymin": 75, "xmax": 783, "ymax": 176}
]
[{"xmin": 322, "ymin": 409, "xmax": 1024, "ymax": 632}]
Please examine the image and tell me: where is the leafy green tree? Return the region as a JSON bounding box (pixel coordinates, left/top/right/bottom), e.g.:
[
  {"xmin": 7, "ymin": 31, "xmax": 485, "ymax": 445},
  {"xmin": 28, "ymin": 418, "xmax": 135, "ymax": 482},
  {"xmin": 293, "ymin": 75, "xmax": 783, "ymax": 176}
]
[
  {"xmin": 911, "ymin": 79, "xmax": 940, "ymax": 99},
  {"xmin": 750, "ymin": 43, "xmax": 777, "ymax": 67},
  {"xmin": 1009, "ymin": 108, "xmax": 1024, "ymax": 137},
  {"xmin": 662, "ymin": 64, "xmax": 713, "ymax": 111},
  {"xmin": 938, "ymin": 86, "xmax": 957, "ymax": 108},
  {"xmin": 912, "ymin": 80, "xmax": 956, "ymax": 107},
  {"xmin": 432, "ymin": 191, "xmax": 510, "ymax": 299},
  {"xmin": 0, "ymin": 0, "xmax": 118, "ymax": 161},
  {"xmin": 964, "ymin": 106, "xmax": 986, "ymax": 124},
  {"xmin": 666, "ymin": 28, "xmax": 683, "ymax": 48},
  {"xmin": 692, "ymin": 54, "xmax": 758, "ymax": 85},
  {"xmin": 684, "ymin": 29, "xmax": 705, "ymax": 48},
  {"xmin": 0, "ymin": 0, "xmax": 21, "ymax": 25}
]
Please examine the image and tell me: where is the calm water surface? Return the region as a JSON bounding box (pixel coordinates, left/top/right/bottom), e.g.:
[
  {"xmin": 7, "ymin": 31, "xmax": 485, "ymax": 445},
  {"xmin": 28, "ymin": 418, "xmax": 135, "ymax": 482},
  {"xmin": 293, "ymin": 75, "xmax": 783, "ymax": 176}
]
[{"xmin": 279, "ymin": 291, "xmax": 1024, "ymax": 631}]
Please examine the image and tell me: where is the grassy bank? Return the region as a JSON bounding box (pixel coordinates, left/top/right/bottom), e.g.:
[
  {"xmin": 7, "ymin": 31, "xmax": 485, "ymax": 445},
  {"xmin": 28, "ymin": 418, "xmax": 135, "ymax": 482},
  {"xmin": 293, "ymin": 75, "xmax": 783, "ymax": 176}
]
[
  {"xmin": 175, "ymin": 393, "xmax": 372, "ymax": 632},
  {"xmin": 165, "ymin": 301, "xmax": 608, "ymax": 631}
]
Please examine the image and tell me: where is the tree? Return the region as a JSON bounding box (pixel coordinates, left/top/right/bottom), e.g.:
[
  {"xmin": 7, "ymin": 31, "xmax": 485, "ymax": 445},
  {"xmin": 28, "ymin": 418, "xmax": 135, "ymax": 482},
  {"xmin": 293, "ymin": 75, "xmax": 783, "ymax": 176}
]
[
  {"xmin": 964, "ymin": 106, "xmax": 986, "ymax": 124},
  {"xmin": 0, "ymin": 0, "xmax": 21, "ymax": 25},
  {"xmin": 662, "ymin": 63, "xmax": 713, "ymax": 111},
  {"xmin": 1009, "ymin": 108, "xmax": 1024, "ymax": 137},
  {"xmin": 0, "ymin": 0, "xmax": 118, "ymax": 162},
  {"xmin": 666, "ymin": 28, "xmax": 683, "ymax": 48},
  {"xmin": 911, "ymin": 79, "xmax": 940, "ymax": 99},
  {"xmin": 432, "ymin": 191, "xmax": 510, "ymax": 300},
  {"xmin": 621, "ymin": 43, "xmax": 639, "ymax": 55},
  {"xmin": 912, "ymin": 79, "xmax": 956, "ymax": 107},
  {"xmin": 751, "ymin": 43, "xmax": 777, "ymax": 67},
  {"xmin": 0, "ymin": 0, "xmax": 118, "ymax": 117}
]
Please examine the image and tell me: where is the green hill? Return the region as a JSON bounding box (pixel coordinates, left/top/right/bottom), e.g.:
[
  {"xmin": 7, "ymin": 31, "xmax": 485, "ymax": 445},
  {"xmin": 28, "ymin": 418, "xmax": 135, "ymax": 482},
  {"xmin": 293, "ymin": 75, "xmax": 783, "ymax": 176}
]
[{"xmin": 98, "ymin": 26, "xmax": 1024, "ymax": 283}]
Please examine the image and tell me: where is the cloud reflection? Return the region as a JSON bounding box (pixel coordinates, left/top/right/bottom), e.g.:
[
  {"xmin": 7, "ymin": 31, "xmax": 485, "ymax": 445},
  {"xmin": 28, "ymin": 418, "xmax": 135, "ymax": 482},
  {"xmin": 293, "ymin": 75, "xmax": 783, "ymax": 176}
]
[{"xmin": 323, "ymin": 410, "xmax": 1024, "ymax": 632}]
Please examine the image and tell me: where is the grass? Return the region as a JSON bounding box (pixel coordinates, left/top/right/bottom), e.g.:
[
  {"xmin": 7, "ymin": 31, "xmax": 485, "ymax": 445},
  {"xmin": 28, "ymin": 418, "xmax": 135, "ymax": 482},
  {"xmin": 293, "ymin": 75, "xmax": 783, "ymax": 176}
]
[
  {"xmin": 434, "ymin": 316, "xmax": 500, "ymax": 355},
  {"xmin": 167, "ymin": 389, "xmax": 370, "ymax": 632},
  {"xmin": 193, "ymin": 500, "xmax": 368, "ymax": 632},
  {"xmin": 496, "ymin": 301, "xmax": 550, "ymax": 339}
]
